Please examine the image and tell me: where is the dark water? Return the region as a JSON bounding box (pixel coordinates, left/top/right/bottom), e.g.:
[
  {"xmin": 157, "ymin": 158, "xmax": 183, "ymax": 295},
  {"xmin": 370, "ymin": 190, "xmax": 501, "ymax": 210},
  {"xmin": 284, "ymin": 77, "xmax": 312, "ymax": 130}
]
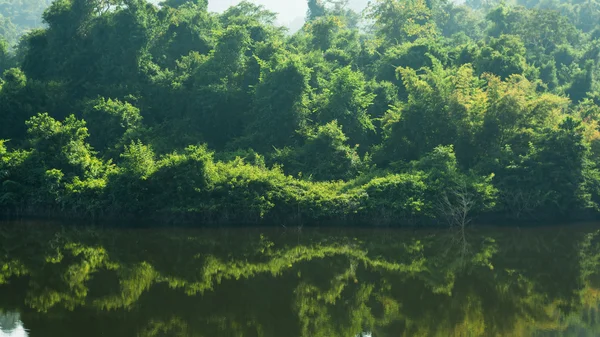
[{"xmin": 0, "ymin": 221, "xmax": 600, "ymax": 337}]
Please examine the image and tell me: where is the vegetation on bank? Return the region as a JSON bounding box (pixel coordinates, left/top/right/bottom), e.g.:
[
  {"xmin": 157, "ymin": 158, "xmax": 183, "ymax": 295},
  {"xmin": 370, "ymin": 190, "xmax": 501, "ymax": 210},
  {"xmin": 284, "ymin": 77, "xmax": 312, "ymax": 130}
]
[{"xmin": 2, "ymin": 0, "xmax": 600, "ymax": 224}]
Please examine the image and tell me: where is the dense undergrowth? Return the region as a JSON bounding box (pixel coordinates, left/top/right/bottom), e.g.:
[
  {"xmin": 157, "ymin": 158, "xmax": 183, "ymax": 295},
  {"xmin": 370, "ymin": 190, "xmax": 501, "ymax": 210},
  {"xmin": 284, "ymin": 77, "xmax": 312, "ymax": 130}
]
[{"xmin": 2, "ymin": 0, "xmax": 600, "ymax": 225}]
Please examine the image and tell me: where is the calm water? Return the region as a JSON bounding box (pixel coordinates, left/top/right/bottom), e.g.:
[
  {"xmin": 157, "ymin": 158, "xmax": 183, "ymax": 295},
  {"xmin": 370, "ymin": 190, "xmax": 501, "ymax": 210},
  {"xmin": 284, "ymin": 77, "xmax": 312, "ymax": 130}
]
[{"xmin": 0, "ymin": 221, "xmax": 599, "ymax": 337}]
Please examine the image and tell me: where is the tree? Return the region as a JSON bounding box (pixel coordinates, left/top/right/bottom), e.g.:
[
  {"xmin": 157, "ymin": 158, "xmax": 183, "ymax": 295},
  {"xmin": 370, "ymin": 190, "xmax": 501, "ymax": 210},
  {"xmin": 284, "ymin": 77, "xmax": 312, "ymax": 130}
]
[
  {"xmin": 149, "ymin": 2, "xmax": 216, "ymax": 69},
  {"xmin": 436, "ymin": 3, "xmax": 484, "ymax": 40},
  {"xmin": 0, "ymin": 16, "xmax": 17, "ymax": 45},
  {"xmin": 539, "ymin": 60, "xmax": 558, "ymax": 91},
  {"xmin": 494, "ymin": 117, "xmax": 590, "ymax": 218},
  {"xmin": 83, "ymin": 98, "xmax": 144, "ymax": 157},
  {"xmin": 307, "ymin": 0, "xmax": 326, "ymax": 21},
  {"xmin": 379, "ymin": 60, "xmax": 484, "ymax": 165},
  {"xmin": 0, "ymin": 38, "xmax": 13, "ymax": 74},
  {"xmin": 365, "ymin": 0, "xmax": 438, "ymax": 46},
  {"xmin": 25, "ymin": 113, "xmax": 104, "ymax": 179},
  {"xmin": 485, "ymin": 5, "xmax": 581, "ymax": 62},
  {"xmin": 272, "ymin": 121, "xmax": 364, "ymax": 181},
  {"xmin": 0, "ymin": 68, "xmax": 30, "ymax": 140},
  {"xmin": 475, "ymin": 35, "xmax": 529, "ymax": 79},
  {"xmin": 1, "ymin": 0, "xmax": 600, "ymax": 224},
  {"xmin": 317, "ymin": 66, "xmax": 376, "ymax": 149},
  {"xmin": 413, "ymin": 145, "xmax": 497, "ymax": 224},
  {"xmin": 566, "ymin": 60, "xmax": 595, "ymax": 104},
  {"xmin": 160, "ymin": 0, "xmax": 206, "ymax": 9},
  {"xmin": 375, "ymin": 37, "xmax": 448, "ymax": 85},
  {"xmin": 244, "ymin": 55, "xmax": 310, "ymax": 150},
  {"xmin": 0, "ymin": 0, "xmax": 49, "ymax": 44},
  {"xmin": 305, "ymin": 16, "xmax": 342, "ymax": 51}
]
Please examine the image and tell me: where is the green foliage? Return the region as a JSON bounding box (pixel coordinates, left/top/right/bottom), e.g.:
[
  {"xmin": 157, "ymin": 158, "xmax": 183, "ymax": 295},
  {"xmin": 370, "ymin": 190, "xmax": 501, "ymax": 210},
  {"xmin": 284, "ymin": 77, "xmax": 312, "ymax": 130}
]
[
  {"xmin": 365, "ymin": 0, "xmax": 438, "ymax": 46},
  {"xmin": 436, "ymin": 4, "xmax": 485, "ymax": 40},
  {"xmin": 0, "ymin": 38, "xmax": 14, "ymax": 73},
  {"xmin": 412, "ymin": 145, "xmax": 497, "ymax": 215},
  {"xmin": 539, "ymin": 60, "xmax": 558, "ymax": 90},
  {"xmin": 120, "ymin": 141, "xmax": 155, "ymax": 179},
  {"xmin": 358, "ymin": 172, "xmax": 428, "ymax": 222},
  {"xmin": 566, "ymin": 60, "xmax": 596, "ymax": 103},
  {"xmin": 376, "ymin": 37, "xmax": 448, "ymax": 85},
  {"xmin": 245, "ymin": 54, "xmax": 310, "ymax": 150},
  {"xmin": 272, "ymin": 121, "xmax": 365, "ymax": 181},
  {"xmin": 379, "ymin": 61, "xmax": 485, "ymax": 165},
  {"xmin": 307, "ymin": 0, "xmax": 326, "ymax": 21},
  {"xmin": 493, "ymin": 117, "xmax": 591, "ymax": 218},
  {"xmin": 147, "ymin": 145, "xmax": 215, "ymax": 211},
  {"xmin": 160, "ymin": 0, "xmax": 206, "ymax": 9},
  {"xmin": 25, "ymin": 113, "xmax": 104, "ymax": 178},
  {"xmin": 0, "ymin": 68, "xmax": 30, "ymax": 140},
  {"xmin": 0, "ymin": 113, "xmax": 109, "ymax": 214},
  {"xmin": 1, "ymin": 0, "xmax": 600, "ymax": 224},
  {"xmin": 475, "ymin": 34, "xmax": 529, "ymax": 79},
  {"xmin": 0, "ymin": 15, "xmax": 17, "ymax": 44},
  {"xmin": 83, "ymin": 98, "xmax": 144, "ymax": 156},
  {"xmin": 316, "ymin": 67, "xmax": 376, "ymax": 148}
]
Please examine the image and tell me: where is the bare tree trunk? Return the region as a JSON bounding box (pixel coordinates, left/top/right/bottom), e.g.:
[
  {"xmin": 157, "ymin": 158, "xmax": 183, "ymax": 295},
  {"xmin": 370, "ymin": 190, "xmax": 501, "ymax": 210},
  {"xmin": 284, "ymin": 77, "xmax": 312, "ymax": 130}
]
[
  {"xmin": 437, "ymin": 183, "xmax": 476, "ymax": 260},
  {"xmin": 437, "ymin": 183, "xmax": 475, "ymax": 229}
]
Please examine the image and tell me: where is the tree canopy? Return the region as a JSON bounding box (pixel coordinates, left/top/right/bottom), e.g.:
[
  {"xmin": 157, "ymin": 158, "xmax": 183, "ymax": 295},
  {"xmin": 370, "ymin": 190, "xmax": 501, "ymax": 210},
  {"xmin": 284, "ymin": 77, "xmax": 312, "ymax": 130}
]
[{"xmin": 2, "ymin": 0, "xmax": 600, "ymax": 225}]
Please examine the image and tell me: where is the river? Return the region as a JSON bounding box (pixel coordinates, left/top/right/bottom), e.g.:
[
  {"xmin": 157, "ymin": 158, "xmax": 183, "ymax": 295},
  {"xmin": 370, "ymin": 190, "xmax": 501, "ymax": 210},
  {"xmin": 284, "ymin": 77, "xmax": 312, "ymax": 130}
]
[{"xmin": 0, "ymin": 220, "xmax": 599, "ymax": 336}]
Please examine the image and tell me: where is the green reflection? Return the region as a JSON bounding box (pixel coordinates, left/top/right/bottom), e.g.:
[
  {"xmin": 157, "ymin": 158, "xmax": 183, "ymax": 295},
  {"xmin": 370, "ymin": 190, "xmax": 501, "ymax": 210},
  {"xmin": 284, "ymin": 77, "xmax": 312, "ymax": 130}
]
[{"xmin": 0, "ymin": 222, "xmax": 599, "ymax": 337}]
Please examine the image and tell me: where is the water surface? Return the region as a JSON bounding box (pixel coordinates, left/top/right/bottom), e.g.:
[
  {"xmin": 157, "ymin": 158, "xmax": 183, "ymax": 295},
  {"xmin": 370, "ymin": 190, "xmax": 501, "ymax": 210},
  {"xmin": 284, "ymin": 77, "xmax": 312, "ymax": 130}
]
[{"xmin": 0, "ymin": 221, "xmax": 599, "ymax": 336}]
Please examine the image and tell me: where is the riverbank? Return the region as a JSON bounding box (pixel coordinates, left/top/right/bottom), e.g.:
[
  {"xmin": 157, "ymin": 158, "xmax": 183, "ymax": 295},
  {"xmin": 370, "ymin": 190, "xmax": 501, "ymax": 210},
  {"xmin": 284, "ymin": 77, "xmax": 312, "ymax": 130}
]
[
  {"xmin": 4, "ymin": 137, "xmax": 596, "ymax": 227},
  {"xmin": 1, "ymin": 209, "xmax": 597, "ymax": 228}
]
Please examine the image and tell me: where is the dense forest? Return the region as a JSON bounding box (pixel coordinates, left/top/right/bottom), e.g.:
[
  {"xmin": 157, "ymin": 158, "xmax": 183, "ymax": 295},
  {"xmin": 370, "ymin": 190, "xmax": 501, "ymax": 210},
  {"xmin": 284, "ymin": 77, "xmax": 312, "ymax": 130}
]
[
  {"xmin": 1, "ymin": 224, "xmax": 600, "ymax": 336},
  {"xmin": 1, "ymin": 0, "xmax": 600, "ymax": 225}
]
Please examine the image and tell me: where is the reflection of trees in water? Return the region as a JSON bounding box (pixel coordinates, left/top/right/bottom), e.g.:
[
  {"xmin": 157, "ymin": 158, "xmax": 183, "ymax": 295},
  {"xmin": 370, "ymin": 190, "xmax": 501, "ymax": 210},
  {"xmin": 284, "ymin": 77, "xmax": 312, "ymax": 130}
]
[
  {"xmin": 0, "ymin": 223, "xmax": 599, "ymax": 336},
  {"xmin": 0, "ymin": 311, "xmax": 19, "ymax": 333}
]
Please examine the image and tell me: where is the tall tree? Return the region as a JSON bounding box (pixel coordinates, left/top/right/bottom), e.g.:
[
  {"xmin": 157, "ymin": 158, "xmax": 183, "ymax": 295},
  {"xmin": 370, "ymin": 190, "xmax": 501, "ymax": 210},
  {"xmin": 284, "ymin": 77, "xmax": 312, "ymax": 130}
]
[{"xmin": 307, "ymin": 0, "xmax": 326, "ymax": 21}]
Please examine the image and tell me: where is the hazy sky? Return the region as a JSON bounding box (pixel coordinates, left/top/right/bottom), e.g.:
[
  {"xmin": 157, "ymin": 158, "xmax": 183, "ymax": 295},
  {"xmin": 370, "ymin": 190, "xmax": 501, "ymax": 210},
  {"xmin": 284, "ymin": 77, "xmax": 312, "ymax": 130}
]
[
  {"xmin": 208, "ymin": 0, "xmax": 369, "ymax": 26},
  {"xmin": 208, "ymin": 0, "xmax": 308, "ymax": 25}
]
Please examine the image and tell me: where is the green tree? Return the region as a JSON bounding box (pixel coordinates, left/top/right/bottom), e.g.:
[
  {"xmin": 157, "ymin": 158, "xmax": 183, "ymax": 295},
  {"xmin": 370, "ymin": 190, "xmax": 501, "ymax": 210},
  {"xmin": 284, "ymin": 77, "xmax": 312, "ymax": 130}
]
[
  {"xmin": 379, "ymin": 60, "xmax": 484, "ymax": 165},
  {"xmin": 566, "ymin": 60, "xmax": 595, "ymax": 104},
  {"xmin": 0, "ymin": 68, "xmax": 32, "ymax": 140},
  {"xmin": 83, "ymin": 98, "xmax": 144, "ymax": 156},
  {"xmin": 307, "ymin": 0, "xmax": 326, "ymax": 21},
  {"xmin": 365, "ymin": 0, "xmax": 438, "ymax": 46},
  {"xmin": 160, "ymin": 0, "xmax": 206, "ymax": 9},
  {"xmin": 539, "ymin": 60, "xmax": 558, "ymax": 91},
  {"xmin": 475, "ymin": 35, "xmax": 529, "ymax": 79},
  {"xmin": 317, "ymin": 66, "xmax": 376, "ymax": 149},
  {"xmin": 272, "ymin": 121, "xmax": 364, "ymax": 181},
  {"xmin": 494, "ymin": 117, "xmax": 591, "ymax": 218},
  {"xmin": 25, "ymin": 113, "xmax": 104, "ymax": 179},
  {"xmin": 244, "ymin": 55, "xmax": 310, "ymax": 150}
]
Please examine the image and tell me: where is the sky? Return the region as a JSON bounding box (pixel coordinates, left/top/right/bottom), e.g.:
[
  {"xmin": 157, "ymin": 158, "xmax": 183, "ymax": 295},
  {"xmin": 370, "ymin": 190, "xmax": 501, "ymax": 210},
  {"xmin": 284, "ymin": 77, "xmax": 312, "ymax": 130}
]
[
  {"xmin": 208, "ymin": 0, "xmax": 308, "ymax": 26},
  {"xmin": 207, "ymin": 0, "xmax": 370, "ymax": 28}
]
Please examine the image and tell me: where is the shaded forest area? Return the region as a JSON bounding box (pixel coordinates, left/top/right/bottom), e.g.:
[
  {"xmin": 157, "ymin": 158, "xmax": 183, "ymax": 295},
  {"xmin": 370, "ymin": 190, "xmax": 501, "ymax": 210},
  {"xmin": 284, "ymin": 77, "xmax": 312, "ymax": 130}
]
[{"xmin": 2, "ymin": 0, "xmax": 600, "ymax": 225}]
